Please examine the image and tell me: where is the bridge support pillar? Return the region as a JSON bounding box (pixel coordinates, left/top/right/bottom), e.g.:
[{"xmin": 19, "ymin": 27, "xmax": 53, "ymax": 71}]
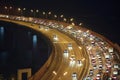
[{"xmin": 17, "ymin": 68, "xmax": 32, "ymax": 80}]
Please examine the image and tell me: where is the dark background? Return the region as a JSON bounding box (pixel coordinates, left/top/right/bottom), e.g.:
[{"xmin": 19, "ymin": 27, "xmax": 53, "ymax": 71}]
[{"xmin": 0, "ymin": 0, "xmax": 120, "ymax": 45}]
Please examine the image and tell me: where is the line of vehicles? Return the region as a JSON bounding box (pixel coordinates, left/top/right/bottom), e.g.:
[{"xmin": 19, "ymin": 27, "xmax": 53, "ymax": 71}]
[{"xmin": 0, "ymin": 14, "xmax": 120, "ymax": 80}]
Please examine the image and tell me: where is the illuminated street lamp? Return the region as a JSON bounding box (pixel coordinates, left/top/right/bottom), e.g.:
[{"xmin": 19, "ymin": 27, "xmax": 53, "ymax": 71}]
[
  {"xmin": 63, "ymin": 18, "xmax": 67, "ymax": 22},
  {"xmin": 60, "ymin": 15, "xmax": 64, "ymax": 18},
  {"xmin": 4, "ymin": 6, "xmax": 13, "ymax": 15},
  {"xmin": 18, "ymin": 8, "xmax": 21, "ymax": 11},
  {"xmin": 31, "ymin": 9, "xmax": 33, "ymax": 13},
  {"xmin": 10, "ymin": 6, "xmax": 12, "ymax": 9},
  {"xmin": 23, "ymin": 8, "xmax": 26, "ymax": 11},
  {"xmin": 59, "ymin": 15, "xmax": 64, "ymax": 21},
  {"xmin": 30, "ymin": 9, "xmax": 34, "ymax": 17},
  {"xmin": 35, "ymin": 10, "xmax": 39, "ymax": 17},
  {"xmin": 79, "ymin": 23, "xmax": 82, "ymax": 26},
  {"xmin": 54, "ymin": 15, "xmax": 57, "ymax": 18},
  {"xmin": 5, "ymin": 6, "xmax": 7, "ymax": 9},
  {"xmin": 54, "ymin": 15, "xmax": 58, "ymax": 21},
  {"xmin": 4, "ymin": 6, "xmax": 8, "ymax": 14},
  {"xmin": 9, "ymin": 6, "xmax": 12, "ymax": 15},
  {"xmin": 22, "ymin": 8, "xmax": 26, "ymax": 16},
  {"xmin": 69, "ymin": 18, "xmax": 74, "ymax": 24},
  {"xmin": 70, "ymin": 18, "xmax": 74, "ymax": 22},
  {"xmin": 72, "ymin": 22, "xmax": 75, "ymax": 26},
  {"xmin": 48, "ymin": 12, "xmax": 52, "ymax": 19},
  {"xmin": 30, "ymin": 9, "xmax": 36, "ymax": 17},
  {"xmin": 48, "ymin": 12, "xmax": 51, "ymax": 15},
  {"xmin": 43, "ymin": 12, "xmax": 45, "ymax": 15},
  {"xmin": 18, "ymin": 8, "xmax": 21, "ymax": 15},
  {"xmin": 36, "ymin": 10, "xmax": 39, "ymax": 13},
  {"xmin": 42, "ymin": 11, "xmax": 46, "ymax": 18}
]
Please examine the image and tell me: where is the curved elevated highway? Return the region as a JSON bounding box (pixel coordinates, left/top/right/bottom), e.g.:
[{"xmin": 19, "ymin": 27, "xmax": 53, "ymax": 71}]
[{"xmin": 0, "ymin": 15, "xmax": 120, "ymax": 80}]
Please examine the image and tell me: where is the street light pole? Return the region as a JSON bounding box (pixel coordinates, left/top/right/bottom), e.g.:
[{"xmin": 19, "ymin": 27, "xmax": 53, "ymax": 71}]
[
  {"xmin": 23, "ymin": 8, "xmax": 26, "ymax": 16},
  {"xmin": 54, "ymin": 14, "xmax": 57, "ymax": 21},
  {"xmin": 18, "ymin": 8, "xmax": 21, "ymax": 16},
  {"xmin": 60, "ymin": 14, "xmax": 64, "ymax": 21},
  {"xmin": 9, "ymin": 6, "xmax": 12, "ymax": 15},
  {"xmin": 4, "ymin": 6, "xmax": 12, "ymax": 19},
  {"xmin": 48, "ymin": 11, "xmax": 51, "ymax": 19},
  {"xmin": 4, "ymin": 6, "xmax": 7, "ymax": 15},
  {"xmin": 63, "ymin": 18, "xmax": 67, "ymax": 22},
  {"xmin": 43, "ymin": 11, "xmax": 46, "ymax": 19},
  {"xmin": 36, "ymin": 10, "xmax": 39, "ymax": 18},
  {"xmin": 70, "ymin": 18, "xmax": 74, "ymax": 24},
  {"xmin": 79, "ymin": 23, "xmax": 82, "ymax": 26},
  {"xmin": 30, "ymin": 9, "xmax": 34, "ymax": 17}
]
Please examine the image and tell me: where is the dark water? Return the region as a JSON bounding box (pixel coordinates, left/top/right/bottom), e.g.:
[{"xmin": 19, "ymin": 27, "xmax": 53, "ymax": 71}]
[{"xmin": 0, "ymin": 21, "xmax": 51, "ymax": 79}]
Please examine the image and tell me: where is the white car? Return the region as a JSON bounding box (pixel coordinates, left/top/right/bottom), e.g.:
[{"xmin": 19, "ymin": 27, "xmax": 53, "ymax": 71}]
[
  {"xmin": 63, "ymin": 49, "xmax": 69, "ymax": 58},
  {"xmin": 77, "ymin": 60, "xmax": 82, "ymax": 66},
  {"xmin": 72, "ymin": 72, "xmax": 77, "ymax": 80},
  {"xmin": 68, "ymin": 43, "xmax": 73, "ymax": 50},
  {"xmin": 64, "ymin": 49, "xmax": 69, "ymax": 54},
  {"xmin": 113, "ymin": 64, "xmax": 119, "ymax": 69},
  {"xmin": 89, "ymin": 69, "xmax": 93, "ymax": 76},
  {"xmin": 53, "ymin": 34, "xmax": 58, "ymax": 41}
]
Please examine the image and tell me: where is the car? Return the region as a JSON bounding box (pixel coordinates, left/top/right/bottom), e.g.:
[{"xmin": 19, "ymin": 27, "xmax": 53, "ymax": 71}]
[
  {"xmin": 85, "ymin": 76, "xmax": 91, "ymax": 80},
  {"xmin": 93, "ymin": 65, "xmax": 97, "ymax": 69},
  {"xmin": 112, "ymin": 75, "xmax": 117, "ymax": 80},
  {"xmin": 91, "ymin": 56, "xmax": 96, "ymax": 60},
  {"xmin": 96, "ymin": 73, "xmax": 101, "ymax": 77},
  {"xmin": 106, "ymin": 59, "xmax": 111, "ymax": 64},
  {"xmin": 105, "ymin": 54, "xmax": 110, "ymax": 59},
  {"xmin": 72, "ymin": 72, "xmax": 77, "ymax": 80},
  {"xmin": 98, "ymin": 56, "xmax": 101, "ymax": 59},
  {"xmin": 98, "ymin": 70, "xmax": 102, "ymax": 74},
  {"xmin": 99, "ymin": 64, "xmax": 103, "ymax": 70},
  {"xmin": 91, "ymin": 59, "xmax": 96, "ymax": 65},
  {"xmin": 99, "ymin": 60, "xmax": 102, "ymax": 63},
  {"xmin": 113, "ymin": 70, "xmax": 118, "ymax": 75},
  {"xmin": 89, "ymin": 69, "xmax": 93, "ymax": 76},
  {"xmin": 105, "ymin": 69, "xmax": 110, "ymax": 73},
  {"xmin": 77, "ymin": 60, "xmax": 82, "ymax": 66},
  {"xmin": 113, "ymin": 64, "xmax": 119, "ymax": 69},
  {"xmin": 70, "ymin": 55, "xmax": 75, "ymax": 61},
  {"xmin": 108, "ymin": 47, "xmax": 113, "ymax": 53},
  {"xmin": 64, "ymin": 49, "xmax": 69, "ymax": 54},
  {"xmin": 95, "ymin": 77, "xmax": 101, "ymax": 80},
  {"xmin": 72, "ymin": 72, "xmax": 77, "ymax": 77},
  {"xmin": 69, "ymin": 55, "xmax": 76, "ymax": 67},
  {"xmin": 68, "ymin": 43, "xmax": 73, "ymax": 50},
  {"xmin": 53, "ymin": 34, "xmax": 58, "ymax": 41},
  {"xmin": 63, "ymin": 49, "xmax": 69, "ymax": 57},
  {"xmin": 106, "ymin": 63, "xmax": 112, "ymax": 69}
]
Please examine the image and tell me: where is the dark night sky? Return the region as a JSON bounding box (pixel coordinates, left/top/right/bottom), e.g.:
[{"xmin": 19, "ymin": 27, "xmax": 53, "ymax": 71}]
[
  {"xmin": 1, "ymin": 0, "xmax": 119, "ymax": 15},
  {"xmin": 0, "ymin": 0, "xmax": 120, "ymax": 45}
]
